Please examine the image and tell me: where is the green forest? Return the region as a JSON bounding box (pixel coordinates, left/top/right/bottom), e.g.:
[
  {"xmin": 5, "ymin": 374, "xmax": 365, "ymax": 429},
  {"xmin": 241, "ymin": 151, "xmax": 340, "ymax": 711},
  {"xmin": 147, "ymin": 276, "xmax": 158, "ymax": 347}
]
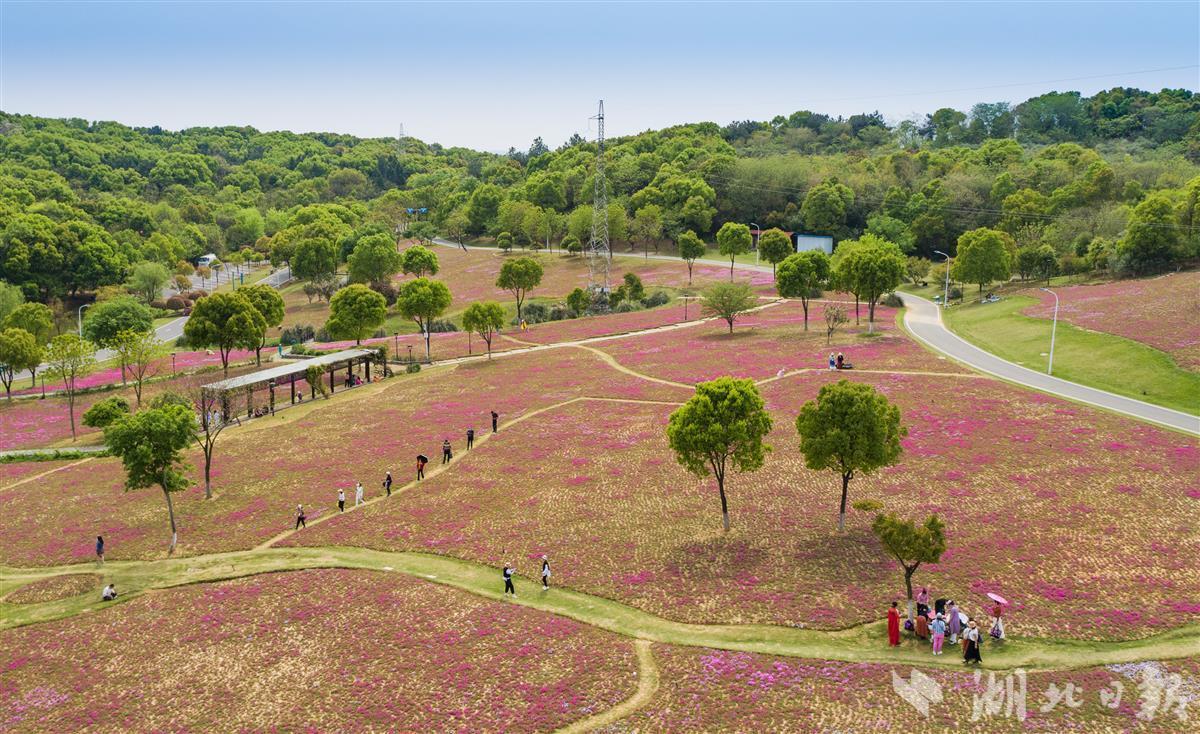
[{"xmin": 1, "ymin": 86, "xmax": 1198, "ymax": 318}]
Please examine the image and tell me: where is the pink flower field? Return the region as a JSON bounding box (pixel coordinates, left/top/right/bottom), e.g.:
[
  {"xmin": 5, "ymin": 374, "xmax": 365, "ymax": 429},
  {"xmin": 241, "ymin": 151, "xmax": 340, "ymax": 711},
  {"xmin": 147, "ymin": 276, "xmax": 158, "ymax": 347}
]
[
  {"xmin": 286, "ymin": 370, "xmax": 1199, "ymax": 641},
  {"xmin": 9, "ymin": 349, "xmax": 257, "ymax": 397},
  {"xmin": 618, "ymin": 645, "xmax": 1199, "ymax": 732},
  {"xmin": 1022, "ymin": 271, "xmax": 1200, "ymax": 369},
  {"xmin": 597, "ymin": 299, "xmax": 963, "ymax": 384},
  {"xmin": 0, "ymin": 569, "xmax": 638, "ymax": 732},
  {"xmin": 0, "ymin": 347, "xmax": 688, "ymax": 565}
]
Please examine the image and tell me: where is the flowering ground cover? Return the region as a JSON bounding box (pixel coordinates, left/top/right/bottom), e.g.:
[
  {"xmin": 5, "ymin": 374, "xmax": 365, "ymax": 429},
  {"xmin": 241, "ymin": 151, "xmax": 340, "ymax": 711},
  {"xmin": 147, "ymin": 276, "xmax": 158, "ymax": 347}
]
[
  {"xmin": 286, "ymin": 370, "xmax": 1199, "ymax": 641},
  {"xmin": 616, "ymin": 645, "xmax": 1199, "ymax": 732},
  {"xmin": 0, "ymin": 460, "xmax": 77, "ymax": 490},
  {"xmin": 0, "ymin": 569, "xmax": 638, "ymax": 732},
  {"xmin": 0, "ymin": 347, "xmax": 687, "ymax": 565},
  {"xmin": 9, "ymin": 349, "xmax": 258, "ymax": 397},
  {"xmin": 1022, "ymin": 271, "xmax": 1200, "ymax": 370},
  {"xmin": 307, "ymin": 327, "xmax": 522, "ymax": 360},
  {"xmin": 597, "ymin": 299, "xmax": 963, "ymax": 384},
  {"xmin": 0, "ymin": 360, "xmax": 265, "ymax": 451},
  {"xmin": 3, "ymin": 573, "xmax": 99, "ymax": 605}
]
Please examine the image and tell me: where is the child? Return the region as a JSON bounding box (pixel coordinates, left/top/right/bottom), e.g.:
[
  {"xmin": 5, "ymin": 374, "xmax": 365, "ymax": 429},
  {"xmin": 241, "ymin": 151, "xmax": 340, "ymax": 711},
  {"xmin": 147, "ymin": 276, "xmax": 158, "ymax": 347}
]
[{"xmin": 503, "ymin": 564, "xmax": 516, "ymax": 596}]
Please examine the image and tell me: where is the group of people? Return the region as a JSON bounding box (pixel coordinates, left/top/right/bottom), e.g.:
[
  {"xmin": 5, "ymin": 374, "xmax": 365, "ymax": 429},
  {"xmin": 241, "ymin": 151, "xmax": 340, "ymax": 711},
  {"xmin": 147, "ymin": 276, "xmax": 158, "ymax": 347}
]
[
  {"xmin": 503, "ymin": 555, "xmax": 551, "ymax": 595},
  {"xmin": 827, "ymin": 352, "xmax": 853, "ymax": 370},
  {"xmin": 885, "ymin": 586, "xmax": 1007, "ymax": 665}
]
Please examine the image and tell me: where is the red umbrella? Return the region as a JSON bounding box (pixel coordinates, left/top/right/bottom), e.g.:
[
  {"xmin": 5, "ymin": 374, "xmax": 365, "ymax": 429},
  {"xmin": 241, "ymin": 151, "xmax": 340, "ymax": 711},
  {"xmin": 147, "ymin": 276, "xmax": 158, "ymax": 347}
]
[{"xmin": 987, "ymin": 592, "xmax": 1009, "ymax": 605}]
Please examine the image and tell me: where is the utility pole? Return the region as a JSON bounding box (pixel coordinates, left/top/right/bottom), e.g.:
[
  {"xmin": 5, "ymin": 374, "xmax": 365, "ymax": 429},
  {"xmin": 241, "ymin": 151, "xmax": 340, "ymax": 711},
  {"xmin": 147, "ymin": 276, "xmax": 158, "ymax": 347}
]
[{"xmin": 587, "ymin": 100, "xmax": 610, "ymax": 293}]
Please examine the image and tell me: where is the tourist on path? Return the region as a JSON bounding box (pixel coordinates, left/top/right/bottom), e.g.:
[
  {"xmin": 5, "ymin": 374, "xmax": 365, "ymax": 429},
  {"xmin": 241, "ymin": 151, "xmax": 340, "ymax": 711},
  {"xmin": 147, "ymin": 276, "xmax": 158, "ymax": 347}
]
[
  {"xmin": 541, "ymin": 555, "xmax": 551, "ymax": 591},
  {"xmin": 931, "ymin": 613, "xmax": 946, "ymax": 655},
  {"xmin": 417, "ymin": 454, "xmax": 428, "ymax": 480},
  {"xmin": 963, "ymin": 620, "xmax": 983, "ymax": 664},
  {"xmin": 466, "ymin": 428, "xmax": 475, "ymax": 450},
  {"xmin": 442, "ymin": 439, "xmax": 452, "ymax": 464},
  {"xmin": 503, "ymin": 564, "xmax": 516, "ymax": 596},
  {"xmin": 887, "ymin": 601, "xmax": 901, "ymax": 647},
  {"xmin": 383, "ymin": 471, "xmax": 393, "ymax": 497},
  {"xmin": 355, "ymin": 481, "xmax": 364, "ymax": 506},
  {"xmin": 295, "ymin": 504, "xmax": 306, "ymax": 529},
  {"xmin": 96, "ymin": 536, "xmax": 105, "ymax": 565},
  {"xmin": 947, "ymin": 600, "xmax": 961, "ymax": 643},
  {"xmin": 337, "ymin": 488, "xmax": 345, "ymax": 513},
  {"xmin": 491, "ymin": 411, "xmax": 499, "ymax": 433}
]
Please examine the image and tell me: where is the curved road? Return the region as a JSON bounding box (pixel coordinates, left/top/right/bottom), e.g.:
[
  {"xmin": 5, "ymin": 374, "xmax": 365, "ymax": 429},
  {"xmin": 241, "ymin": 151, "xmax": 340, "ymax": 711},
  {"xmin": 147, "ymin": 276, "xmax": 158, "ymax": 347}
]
[{"xmin": 900, "ymin": 291, "xmax": 1199, "ymax": 435}]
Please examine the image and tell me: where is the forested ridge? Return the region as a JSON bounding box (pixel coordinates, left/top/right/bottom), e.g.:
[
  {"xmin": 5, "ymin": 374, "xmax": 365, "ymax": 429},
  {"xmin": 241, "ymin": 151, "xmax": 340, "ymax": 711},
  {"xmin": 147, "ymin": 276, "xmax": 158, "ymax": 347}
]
[{"xmin": 1, "ymin": 85, "xmax": 1198, "ymax": 310}]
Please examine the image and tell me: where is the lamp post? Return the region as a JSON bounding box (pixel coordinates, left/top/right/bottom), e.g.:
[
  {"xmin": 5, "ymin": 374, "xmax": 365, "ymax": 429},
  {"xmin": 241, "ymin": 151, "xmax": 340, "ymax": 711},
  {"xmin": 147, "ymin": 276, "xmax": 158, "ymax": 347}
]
[
  {"xmin": 393, "ymin": 332, "xmax": 399, "ymax": 361},
  {"xmin": 749, "ymin": 222, "xmax": 760, "ymax": 265},
  {"xmin": 1041, "ymin": 288, "xmax": 1059, "ymax": 375},
  {"xmin": 77, "ymin": 303, "xmax": 92, "ymax": 336},
  {"xmin": 933, "ymin": 250, "xmax": 951, "ymax": 307},
  {"xmin": 171, "ymin": 352, "xmax": 176, "ymax": 376}
]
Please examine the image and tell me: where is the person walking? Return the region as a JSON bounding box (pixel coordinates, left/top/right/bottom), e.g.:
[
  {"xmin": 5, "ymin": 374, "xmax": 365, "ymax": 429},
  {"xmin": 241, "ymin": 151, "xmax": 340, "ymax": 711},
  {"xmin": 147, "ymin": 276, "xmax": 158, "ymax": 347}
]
[
  {"xmin": 466, "ymin": 428, "xmax": 475, "ymax": 450},
  {"xmin": 382, "ymin": 471, "xmax": 393, "ymax": 497},
  {"xmin": 887, "ymin": 601, "xmax": 901, "ymax": 647},
  {"xmin": 355, "ymin": 481, "xmax": 364, "ymax": 507},
  {"xmin": 491, "ymin": 411, "xmax": 499, "ymax": 433},
  {"xmin": 964, "ymin": 620, "xmax": 983, "ymax": 664},
  {"xmin": 95, "ymin": 536, "xmax": 105, "ymax": 565},
  {"xmin": 337, "ymin": 488, "xmax": 345, "ymax": 513},
  {"xmin": 417, "ymin": 454, "xmax": 428, "ymax": 480},
  {"xmin": 295, "ymin": 504, "xmax": 306, "ymax": 529},
  {"xmin": 947, "ymin": 600, "xmax": 961, "ymax": 644},
  {"xmin": 442, "ymin": 439, "xmax": 452, "ymax": 464},
  {"xmin": 931, "ymin": 613, "xmax": 947, "ymax": 655},
  {"xmin": 540, "ymin": 555, "xmax": 551, "ymax": 591},
  {"xmin": 502, "ymin": 563, "xmax": 516, "ymax": 596}
]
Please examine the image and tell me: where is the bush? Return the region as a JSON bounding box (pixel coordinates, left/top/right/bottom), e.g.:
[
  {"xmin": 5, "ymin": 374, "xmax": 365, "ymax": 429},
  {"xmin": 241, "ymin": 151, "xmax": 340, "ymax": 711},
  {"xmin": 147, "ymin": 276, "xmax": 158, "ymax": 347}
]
[
  {"xmin": 82, "ymin": 396, "xmax": 130, "ymax": 428},
  {"xmin": 881, "ymin": 293, "xmax": 904, "ymax": 308},
  {"xmin": 165, "ymin": 295, "xmax": 189, "ymax": 311},
  {"xmin": 428, "ymin": 319, "xmax": 459, "ymax": 333},
  {"xmin": 280, "ymin": 324, "xmax": 315, "ymax": 346},
  {"xmin": 613, "ymin": 300, "xmax": 643, "ymax": 313},
  {"xmin": 566, "ymin": 287, "xmax": 590, "ymax": 316},
  {"xmin": 369, "ymin": 280, "xmax": 398, "ymax": 306},
  {"xmin": 641, "ymin": 290, "xmax": 670, "ymax": 308},
  {"xmin": 949, "ymin": 287, "xmax": 964, "ymax": 301},
  {"xmin": 406, "ymin": 362, "xmax": 421, "ymax": 374},
  {"xmin": 314, "ymin": 326, "xmax": 332, "ymax": 342},
  {"xmin": 522, "ymin": 302, "xmax": 550, "ymax": 324},
  {"xmin": 185, "ymin": 289, "xmax": 208, "ymax": 300},
  {"xmin": 1059, "ymin": 253, "xmax": 1086, "ymax": 276},
  {"xmin": 174, "ymin": 333, "xmax": 190, "ymax": 348},
  {"xmin": 548, "ymin": 305, "xmax": 570, "ymax": 321},
  {"xmin": 150, "ymin": 299, "xmax": 168, "ymax": 310}
]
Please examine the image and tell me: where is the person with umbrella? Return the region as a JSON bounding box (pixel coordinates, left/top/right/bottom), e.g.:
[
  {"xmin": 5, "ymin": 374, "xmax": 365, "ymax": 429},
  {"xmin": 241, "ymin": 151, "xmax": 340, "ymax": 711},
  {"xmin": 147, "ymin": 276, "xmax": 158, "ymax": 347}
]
[
  {"xmin": 416, "ymin": 454, "xmax": 428, "ymax": 480},
  {"xmin": 988, "ymin": 592, "xmax": 1008, "ymax": 640}
]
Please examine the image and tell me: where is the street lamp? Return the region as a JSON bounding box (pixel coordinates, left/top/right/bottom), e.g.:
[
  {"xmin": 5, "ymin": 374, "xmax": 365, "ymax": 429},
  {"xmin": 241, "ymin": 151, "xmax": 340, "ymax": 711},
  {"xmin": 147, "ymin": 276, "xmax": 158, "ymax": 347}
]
[
  {"xmin": 933, "ymin": 250, "xmax": 951, "ymax": 307},
  {"xmin": 77, "ymin": 303, "xmax": 92, "ymax": 336},
  {"xmin": 1041, "ymin": 288, "xmax": 1059, "ymax": 375},
  {"xmin": 393, "ymin": 332, "xmax": 399, "ymax": 361},
  {"xmin": 749, "ymin": 222, "xmax": 760, "ymax": 265},
  {"xmin": 171, "ymin": 352, "xmax": 177, "ymax": 376}
]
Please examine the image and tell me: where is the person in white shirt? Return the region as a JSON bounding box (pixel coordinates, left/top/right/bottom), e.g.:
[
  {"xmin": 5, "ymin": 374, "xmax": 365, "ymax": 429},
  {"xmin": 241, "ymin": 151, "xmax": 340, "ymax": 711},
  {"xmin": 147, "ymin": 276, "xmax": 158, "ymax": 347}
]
[
  {"xmin": 354, "ymin": 482, "xmax": 364, "ymax": 506},
  {"xmin": 337, "ymin": 489, "xmax": 345, "ymax": 512},
  {"xmin": 541, "ymin": 555, "xmax": 551, "ymax": 591},
  {"xmin": 102, "ymin": 584, "xmax": 117, "ymax": 601}
]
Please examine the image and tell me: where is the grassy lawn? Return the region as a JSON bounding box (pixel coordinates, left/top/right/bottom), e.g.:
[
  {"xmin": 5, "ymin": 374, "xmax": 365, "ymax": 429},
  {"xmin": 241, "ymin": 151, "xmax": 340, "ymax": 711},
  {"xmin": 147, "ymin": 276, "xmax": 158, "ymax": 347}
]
[{"xmin": 944, "ymin": 294, "xmax": 1200, "ymax": 414}]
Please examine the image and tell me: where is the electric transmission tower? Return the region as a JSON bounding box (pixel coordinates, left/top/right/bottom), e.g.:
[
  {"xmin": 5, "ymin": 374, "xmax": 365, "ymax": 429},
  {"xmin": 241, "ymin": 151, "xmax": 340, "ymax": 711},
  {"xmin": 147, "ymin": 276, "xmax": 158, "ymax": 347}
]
[{"xmin": 587, "ymin": 100, "xmax": 610, "ymax": 292}]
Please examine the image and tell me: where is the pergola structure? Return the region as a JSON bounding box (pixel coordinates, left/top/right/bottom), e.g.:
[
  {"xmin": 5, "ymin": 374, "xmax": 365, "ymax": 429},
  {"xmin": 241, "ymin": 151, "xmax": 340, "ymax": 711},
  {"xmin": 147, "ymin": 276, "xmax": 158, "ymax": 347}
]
[{"xmin": 200, "ymin": 349, "xmax": 377, "ymax": 420}]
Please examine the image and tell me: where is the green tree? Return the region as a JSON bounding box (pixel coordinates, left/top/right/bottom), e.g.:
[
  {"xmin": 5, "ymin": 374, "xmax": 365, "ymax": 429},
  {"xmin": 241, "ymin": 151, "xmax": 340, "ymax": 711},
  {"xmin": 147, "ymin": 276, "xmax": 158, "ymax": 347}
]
[
  {"xmin": 823, "ymin": 303, "xmax": 848, "ymax": 345},
  {"xmin": 126, "ymin": 261, "xmax": 171, "ymax": 304},
  {"xmin": 566, "ymin": 287, "xmax": 590, "ymax": 315},
  {"xmin": 443, "ymin": 209, "xmax": 471, "ymax": 249},
  {"xmin": 399, "ymin": 244, "xmax": 440, "ymax": 278},
  {"xmin": 104, "ymin": 403, "xmax": 194, "ymax": 554},
  {"xmin": 835, "ymin": 235, "xmax": 906, "ymax": 328},
  {"xmin": 667, "ymin": 377, "xmax": 773, "ymax": 531},
  {"xmin": 677, "ymin": 230, "xmax": 706, "ymax": 285},
  {"xmin": 757, "ymin": 228, "xmax": 794, "ymax": 277},
  {"xmin": 462, "ymin": 300, "xmax": 506, "ymax": 359},
  {"xmin": 397, "ymin": 277, "xmax": 452, "ymax": 360},
  {"xmin": 801, "ymin": 179, "xmax": 854, "ymax": 236},
  {"xmin": 291, "ymin": 236, "xmax": 340, "ymax": 282},
  {"xmin": 496, "ymin": 232, "xmax": 514, "ymax": 254},
  {"xmin": 1115, "ymin": 193, "xmax": 1182, "ymax": 275},
  {"xmin": 716, "ymin": 222, "xmax": 752, "ymax": 279},
  {"xmin": 3, "ymin": 302, "xmax": 53, "ymax": 387},
  {"xmin": 111, "ymin": 329, "xmax": 168, "ymax": 407},
  {"xmin": 44, "ymin": 333, "xmax": 97, "ymax": 441},
  {"xmin": 796, "ymin": 380, "xmax": 906, "ymax": 531},
  {"xmin": 241, "ymin": 284, "xmax": 285, "ymax": 365},
  {"xmin": 348, "ymin": 233, "xmax": 403, "ymax": 284},
  {"xmin": 561, "ymin": 234, "xmax": 581, "ymax": 255},
  {"xmin": 0, "ymin": 327, "xmax": 40, "ymax": 399},
  {"xmin": 467, "ymin": 184, "xmax": 504, "ymax": 234},
  {"xmin": 326, "ymin": 284, "xmax": 387, "ymax": 345},
  {"xmin": 630, "ymin": 204, "xmax": 664, "ymax": 259},
  {"xmin": 871, "ymin": 512, "xmax": 947, "ymax": 621},
  {"xmin": 82, "ymin": 395, "xmax": 130, "ymax": 428},
  {"xmin": 952, "ymin": 228, "xmax": 1013, "ymax": 292},
  {"xmin": 0, "ymin": 281, "xmax": 24, "ymax": 325},
  {"xmin": 775, "ymin": 250, "xmax": 831, "ymax": 331},
  {"xmin": 496, "ymin": 257, "xmax": 544, "ymax": 320},
  {"xmin": 701, "ymin": 282, "xmax": 757, "ymax": 333},
  {"xmin": 184, "ymin": 292, "xmax": 267, "ymax": 376},
  {"xmin": 83, "ymin": 296, "xmax": 154, "ymax": 382},
  {"xmin": 407, "ymin": 221, "xmax": 437, "ymax": 246}
]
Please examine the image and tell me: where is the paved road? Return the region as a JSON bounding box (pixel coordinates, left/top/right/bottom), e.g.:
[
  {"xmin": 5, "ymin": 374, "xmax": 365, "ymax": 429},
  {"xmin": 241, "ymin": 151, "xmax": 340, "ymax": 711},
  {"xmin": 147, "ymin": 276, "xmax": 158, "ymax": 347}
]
[{"xmin": 900, "ymin": 291, "xmax": 1200, "ymax": 435}]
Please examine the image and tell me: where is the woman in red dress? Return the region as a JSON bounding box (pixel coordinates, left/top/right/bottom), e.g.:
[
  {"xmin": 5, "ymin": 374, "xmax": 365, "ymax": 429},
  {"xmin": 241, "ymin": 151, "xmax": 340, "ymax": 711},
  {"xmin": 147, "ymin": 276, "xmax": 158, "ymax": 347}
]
[{"xmin": 887, "ymin": 601, "xmax": 901, "ymax": 646}]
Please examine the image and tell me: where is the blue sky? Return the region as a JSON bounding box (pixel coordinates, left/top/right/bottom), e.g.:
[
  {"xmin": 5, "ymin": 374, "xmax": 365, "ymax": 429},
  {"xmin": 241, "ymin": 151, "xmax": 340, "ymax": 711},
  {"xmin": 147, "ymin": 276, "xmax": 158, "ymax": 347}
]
[{"xmin": 2, "ymin": 1, "xmax": 1196, "ymax": 151}]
